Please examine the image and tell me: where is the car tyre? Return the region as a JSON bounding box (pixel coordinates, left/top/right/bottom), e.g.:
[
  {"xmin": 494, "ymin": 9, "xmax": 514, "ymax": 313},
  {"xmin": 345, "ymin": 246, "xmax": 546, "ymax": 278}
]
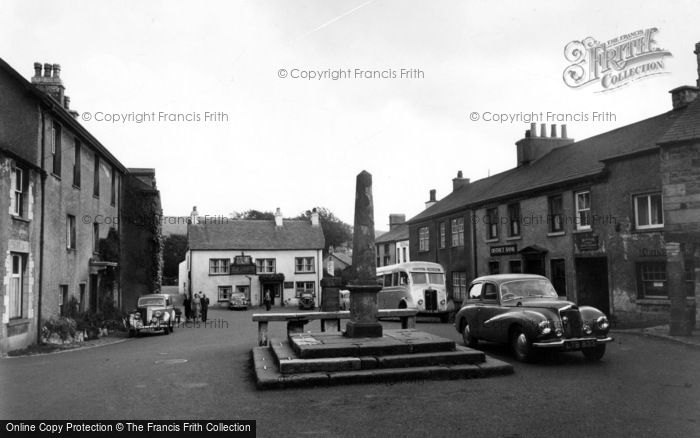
[
  {"xmin": 462, "ymin": 322, "xmax": 478, "ymax": 348},
  {"xmin": 511, "ymin": 327, "xmax": 535, "ymax": 362},
  {"xmin": 582, "ymin": 344, "xmax": 606, "ymax": 361}
]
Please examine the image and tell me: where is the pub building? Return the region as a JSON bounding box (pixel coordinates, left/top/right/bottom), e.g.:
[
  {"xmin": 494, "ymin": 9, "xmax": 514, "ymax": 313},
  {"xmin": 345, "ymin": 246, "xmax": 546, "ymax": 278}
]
[{"xmin": 408, "ymin": 45, "xmax": 700, "ymax": 325}]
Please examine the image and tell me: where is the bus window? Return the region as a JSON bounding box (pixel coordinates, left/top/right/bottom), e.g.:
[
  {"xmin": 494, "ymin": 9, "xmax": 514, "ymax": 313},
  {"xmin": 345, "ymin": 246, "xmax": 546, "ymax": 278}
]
[
  {"xmin": 384, "ymin": 274, "xmax": 392, "ymax": 287},
  {"xmin": 412, "ymin": 272, "xmax": 427, "ymax": 285},
  {"xmin": 377, "ymin": 275, "xmax": 384, "ymax": 286},
  {"xmin": 392, "ymin": 272, "xmax": 399, "ymax": 286},
  {"xmin": 399, "ymin": 272, "xmax": 408, "ymax": 285},
  {"xmin": 428, "ymin": 273, "xmax": 445, "ymax": 285}
]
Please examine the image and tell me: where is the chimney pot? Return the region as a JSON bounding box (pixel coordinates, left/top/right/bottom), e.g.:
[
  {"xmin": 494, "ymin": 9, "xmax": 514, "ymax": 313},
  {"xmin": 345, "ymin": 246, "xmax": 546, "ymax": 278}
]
[
  {"xmin": 457, "ymin": 170, "xmax": 463, "ymax": 178},
  {"xmin": 540, "ymin": 123, "xmax": 547, "ymax": 138},
  {"xmin": 525, "ymin": 129, "xmax": 531, "ymax": 138},
  {"xmin": 52, "ymin": 64, "xmax": 61, "ymax": 78},
  {"xmin": 33, "ymin": 62, "xmax": 42, "ymax": 77},
  {"xmin": 274, "ymin": 207, "xmax": 283, "ymax": 227},
  {"xmin": 43, "ymin": 63, "xmax": 52, "ymax": 77},
  {"xmin": 429, "ymin": 189, "xmax": 436, "ymax": 202},
  {"xmin": 530, "ymin": 122, "xmax": 537, "ymax": 137},
  {"xmin": 551, "ymin": 124, "xmax": 557, "ymax": 138},
  {"xmin": 561, "ymin": 124, "xmax": 568, "ymax": 138},
  {"xmin": 64, "ymin": 96, "xmax": 70, "ymax": 109}
]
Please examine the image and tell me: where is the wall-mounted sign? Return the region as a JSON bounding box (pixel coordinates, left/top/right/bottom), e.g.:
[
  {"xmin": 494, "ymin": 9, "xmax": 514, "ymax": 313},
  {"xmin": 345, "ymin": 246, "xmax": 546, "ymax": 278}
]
[
  {"xmin": 576, "ymin": 234, "xmax": 599, "ymax": 251},
  {"xmin": 490, "ymin": 244, "xmax": 517, "ymax": 256}
]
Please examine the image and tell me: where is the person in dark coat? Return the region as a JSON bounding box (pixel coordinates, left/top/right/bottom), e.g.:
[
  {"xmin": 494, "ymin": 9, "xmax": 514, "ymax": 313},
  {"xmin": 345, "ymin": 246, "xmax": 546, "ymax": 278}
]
[
  {"xmin": 201, "ymin": 293, "xmax": 210, "ymax": 322},
  {"xmin": 264, "ymin": 289, "xmax": 272, "ymax": 311},
  {"xmin": 183, "ymin": 294, "xmax": 191, "ymax": 322}
]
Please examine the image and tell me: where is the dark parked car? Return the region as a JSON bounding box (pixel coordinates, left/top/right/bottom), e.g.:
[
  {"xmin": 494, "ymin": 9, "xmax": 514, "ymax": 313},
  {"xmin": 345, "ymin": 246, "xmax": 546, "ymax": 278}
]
[
  {"xmin": 127, "ymin": 294, "xmax": 176, "ymax": 337},
  {"xmin": 228, "ymin": 292, "xmax": 249, "ymax": 310},
  {"xmin": 298, "ymin": 292, "xmax": 315, "ymax": 310},
  {"xmin": 454, "ymin": 274, "xmax": 612, "ymax": 362}
]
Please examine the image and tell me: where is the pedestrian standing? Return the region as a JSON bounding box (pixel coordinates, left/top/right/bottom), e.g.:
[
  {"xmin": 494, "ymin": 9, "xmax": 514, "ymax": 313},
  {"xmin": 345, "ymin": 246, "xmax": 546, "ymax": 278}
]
[
  {"xmin": 201, "ymin": 293, "xmax": 209, "ymax": 322},
  {"xmin": 183, "ymin": 294, "xmax": 191, "ymax": 322},
  {"xmin": 264, "ymin": 289, "xmax": 272, "ymax": 311},
  {"xmin": 193, "ymin": 293, "xmax": 202, "ymax": 321}
]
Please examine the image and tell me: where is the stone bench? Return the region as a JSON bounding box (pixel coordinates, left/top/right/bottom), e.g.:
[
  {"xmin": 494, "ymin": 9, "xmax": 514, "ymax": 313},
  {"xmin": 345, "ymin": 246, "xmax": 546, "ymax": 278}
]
[{"xmin": 252, "ymin": 309, "xmax": 418, "ymax": 346}]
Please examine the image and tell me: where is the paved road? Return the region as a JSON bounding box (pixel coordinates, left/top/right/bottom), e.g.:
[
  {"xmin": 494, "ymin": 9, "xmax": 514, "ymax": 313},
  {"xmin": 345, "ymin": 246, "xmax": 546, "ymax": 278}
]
[{"xmin": 1, "ymin": 307, "xmax": 699, "ymax": 437}]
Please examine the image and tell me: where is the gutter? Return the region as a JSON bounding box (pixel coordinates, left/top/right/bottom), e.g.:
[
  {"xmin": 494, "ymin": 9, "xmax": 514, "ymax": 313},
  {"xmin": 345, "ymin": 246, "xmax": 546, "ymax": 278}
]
[{"xmin": 37, "ymin": 108, "xmax": 46, "ymax": 344}]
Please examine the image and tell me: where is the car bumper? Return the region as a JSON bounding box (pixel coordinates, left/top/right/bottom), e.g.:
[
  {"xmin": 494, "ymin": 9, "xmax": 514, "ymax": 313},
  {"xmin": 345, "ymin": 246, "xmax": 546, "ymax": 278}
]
[{"xmin": 532, "ymin": 336, "xmax": 614, "ymax": 350}]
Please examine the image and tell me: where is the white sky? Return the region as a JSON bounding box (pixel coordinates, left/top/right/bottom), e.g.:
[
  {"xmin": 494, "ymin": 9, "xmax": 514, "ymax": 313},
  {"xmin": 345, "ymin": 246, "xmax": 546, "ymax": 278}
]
[{"xmin": 2, "ymin": 0, "xmax": 699, "ymax": 227}]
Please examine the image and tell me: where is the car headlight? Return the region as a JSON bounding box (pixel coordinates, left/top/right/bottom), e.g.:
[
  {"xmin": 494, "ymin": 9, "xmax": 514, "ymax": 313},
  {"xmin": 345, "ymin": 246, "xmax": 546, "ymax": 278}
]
[
  {"xmin": 133, "ymin": 313, "xmax": 140, "ymax": 320},
  {"xmin": 596, "ymin": 316, "xmax": 610, "ymax": 331},
  {"xmin": 417, "ymin": 299, "xmax": 424, "ymax": 306},
  {"xmin": 583, "ymin": 324, "xmax": 593, "ymax": 335},
  {"xmin": 440, "ymin": 299, "xmax": 446, "ymax": 305},
  {"xmin": 154, "ymin": 310, "xmax": 162, "ymax": 318},
  {"xmin": 538, "ymin": 320, "xmax": 552, "ymax": 335}
]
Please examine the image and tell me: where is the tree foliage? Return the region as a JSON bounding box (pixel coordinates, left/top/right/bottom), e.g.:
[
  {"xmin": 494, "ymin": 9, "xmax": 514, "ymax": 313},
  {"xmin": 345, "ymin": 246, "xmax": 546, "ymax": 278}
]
[
  {"xmin": 162, "ymin": 234, "xmax": 188, "ymax": 280},
  {"xmin": 232, "ymin": 209, "xmax": 276, "ymax": 220},
  {"xmin": 295, "ymin": 207, "xmax": 352, "ymax": 255}
]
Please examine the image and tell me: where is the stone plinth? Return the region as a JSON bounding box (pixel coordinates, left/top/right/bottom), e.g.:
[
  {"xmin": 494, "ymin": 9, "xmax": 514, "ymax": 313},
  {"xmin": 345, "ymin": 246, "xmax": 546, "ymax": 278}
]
[{"xmin": 345, "ymin": 284, "xmax": 383, "ymax": 338}]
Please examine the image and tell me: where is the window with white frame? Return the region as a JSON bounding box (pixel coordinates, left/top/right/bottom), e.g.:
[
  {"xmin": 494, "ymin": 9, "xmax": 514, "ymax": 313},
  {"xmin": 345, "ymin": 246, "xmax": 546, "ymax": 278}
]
[
  {"xmin": 508, "ymin": 203, "xmax": 521, "ymax": 237},
  {"xmin": 637, "ymin": 262, "xmax": 667, "ymax": 298},
  {"xmin": 451, "ymin": 217, "xmax": 465, "ymax": 247},
  {"xmin": 418, "ymin": 227, "xmax": 429, "ymax": 252},
  {"xmin": 73, "ymin": 139, "xmax": 81, "ymax": 188},
  {"xmin": 67, "ymin": 215, "xmax": 76, "ymax": 249},
  {"xmin": 295, "ymin": 257, "xmax": 315, "ymax": 273},
  {"xmin": 548, "ymin": 195, "xmax": 564, "ymax": 233},
  {"xmin": 575, "ymin": 190, "xmax": 591, "ymax": 230},
  {"xmin": 634, "ymin": 193, "xmax": 663, "ymax": 229},
  {"xmin": 209, "ymin": 258, "xmax": 230, "ymax": 275},
  {"xmin": 59, "ymin": 285, "xmax": 68, "ymax": 317},
  {"xmin": 256, "ymin": 258, "xmax": 276, "ymax": 273},
  {"xmin": 295, "ymin": 281, "xmax": 315, "ymax": 297},
  {"xmin": 218, "ymin": 286, "xmax": 232, "ymax": 301},
  {"xmin": 10, "ymin": 166, "xmax": 23, "ymax": 216},
  {"xmin": 52, "ymin": 123, "xmax": 61, "ymax": 176},
  {"xmin": 9, "ymin": 254, "xmax": 23, "ymax": 318},
  {"xmin": 486, "ymin": 208, "xmax": 499, "ymax": 239}
]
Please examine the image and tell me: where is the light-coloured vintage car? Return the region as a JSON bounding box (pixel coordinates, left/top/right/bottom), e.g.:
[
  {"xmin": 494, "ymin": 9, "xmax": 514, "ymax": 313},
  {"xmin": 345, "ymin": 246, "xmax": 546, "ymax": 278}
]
[
  {"xmin": 454, "ymin": 274, "xmax": 613, "ymax": 362},
  {"xmin": 228, "ymin": 292, "xmax": 249, "ymax": 310},
  {"xmin": 127, "ymin": 293, "xmax": 175, "ymax": 337}
]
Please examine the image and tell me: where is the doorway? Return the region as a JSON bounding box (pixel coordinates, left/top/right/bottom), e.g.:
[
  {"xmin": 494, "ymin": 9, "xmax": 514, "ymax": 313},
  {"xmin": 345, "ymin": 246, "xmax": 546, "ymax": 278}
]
[
  {"xmin": 262, "ymin": 283, "xmax": 281, "ymax": 306},
  {"xmin": 520, "ymin": 245, "xmax": 548, "ymax": 276},
  {"xmin": 575, "ymin": 257, "xmax": 610, "ymax": 315}
]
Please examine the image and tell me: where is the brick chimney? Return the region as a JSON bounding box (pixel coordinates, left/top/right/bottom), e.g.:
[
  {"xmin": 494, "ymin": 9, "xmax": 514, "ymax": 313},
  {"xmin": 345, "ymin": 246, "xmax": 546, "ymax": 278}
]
[
  {"xmin": 516, "ymin": 123, "xmax": 574, "ymax": 166},
  {"xmin": 274, "ymin": 207, "xmax": 283, "ymax": 227},
  {"xmin": 310, "ymin": 208, "xmax": 320, "ymax": 227},
  {"xmin": 388, "ymin": 214, "xmax": 406, "ymax": 230},
  {"xmin": 668, "ymin": 43, "xmax": 700, "ymax": 110},
  {"xmin": 31, "ymin": 62, "xmax": 65, "ymax": 104},
  {"xmin": 425, "ymin": 189, "xmax": 437, "ymax": 209},
  {"xmin": 189, "ymin": 206, "xmax": 199, "ymax": 225},
  {"xmin": 452, "ymin": 171, "xmax": 470, "ymax": 192}
]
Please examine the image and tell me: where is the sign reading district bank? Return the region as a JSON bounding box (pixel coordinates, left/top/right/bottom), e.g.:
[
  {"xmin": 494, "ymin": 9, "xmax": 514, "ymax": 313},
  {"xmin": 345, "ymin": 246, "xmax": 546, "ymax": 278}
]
[
  {"xmin": 490, "ymin": 244, "xmax": 518, "ymax": 256},
  {"xmin": 563, "ymin": 28, "xmax": 672, "ymax": 92}
]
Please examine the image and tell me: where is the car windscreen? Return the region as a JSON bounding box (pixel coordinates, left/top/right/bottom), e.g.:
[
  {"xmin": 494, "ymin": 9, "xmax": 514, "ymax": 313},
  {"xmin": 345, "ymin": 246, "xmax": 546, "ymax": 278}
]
[
  {"xmin": 138, "ymin": 298, "xmax": 165, "ymax": 306},
  {"xmin": 500, "ymin": 279, "xmax": 558, "ymax": 301}
]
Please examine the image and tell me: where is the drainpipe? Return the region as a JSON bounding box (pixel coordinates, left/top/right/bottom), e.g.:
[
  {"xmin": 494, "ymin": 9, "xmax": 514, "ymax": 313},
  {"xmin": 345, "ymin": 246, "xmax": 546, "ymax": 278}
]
[
  {"xmin": 471, "ymin": 210, "xmax": 478, "ymax": 278},
  {"xmin": 37, "ymin": 109, "xmax": 46, "ymax": 344}
]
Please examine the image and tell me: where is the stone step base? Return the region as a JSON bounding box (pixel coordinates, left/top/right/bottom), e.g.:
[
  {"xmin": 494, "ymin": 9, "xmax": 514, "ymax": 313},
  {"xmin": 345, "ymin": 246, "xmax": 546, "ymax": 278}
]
[
  {"xmin": 252, "ymin": 347, "xmax": 514, "ymax": 390},
  {"xmin": 289, "ymin": 329, "xmax": 456, "ymax": 359},
  {"xmin": 269, "ymin": 338, "xmax": 485, "ymax": 374}
]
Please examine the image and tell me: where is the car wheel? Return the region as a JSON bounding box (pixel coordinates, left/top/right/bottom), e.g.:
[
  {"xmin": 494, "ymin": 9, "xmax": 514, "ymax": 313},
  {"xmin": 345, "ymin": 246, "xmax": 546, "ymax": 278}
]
[
  {"xmin": 511, "ymin": 328, "xmax": 535, "ymax": 362},
  {"xmin": 462, "ymin": 322, "xmax": 478, "ymax": 348},
  {"xmin": 163, "ymin": 325, "xmax": 170, "ymax": 335},
  {"xmin": 582, "ymin": 344, "xmax": 606, "ymax": 361},
  {"xmin": 169, "ymin": 323, "xmax": 174, "ymax": 334}
]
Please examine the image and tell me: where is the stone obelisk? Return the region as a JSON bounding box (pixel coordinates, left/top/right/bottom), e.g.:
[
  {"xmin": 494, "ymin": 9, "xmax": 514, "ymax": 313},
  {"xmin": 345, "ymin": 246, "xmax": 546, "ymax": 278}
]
[{"xmin": 345, "ymin": 170, "xmax": 383, "ymax": 338}]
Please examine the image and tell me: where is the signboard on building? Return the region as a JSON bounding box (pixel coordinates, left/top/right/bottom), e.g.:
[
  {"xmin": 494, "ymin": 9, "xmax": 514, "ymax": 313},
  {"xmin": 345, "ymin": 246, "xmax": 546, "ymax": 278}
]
[
  {"xmin": 576, "ymin": 234, "xmax": 599, "ymax": 251},
  {"xmin": 490, "ymin": 244, "xmax": 518, "ymax": 256}
]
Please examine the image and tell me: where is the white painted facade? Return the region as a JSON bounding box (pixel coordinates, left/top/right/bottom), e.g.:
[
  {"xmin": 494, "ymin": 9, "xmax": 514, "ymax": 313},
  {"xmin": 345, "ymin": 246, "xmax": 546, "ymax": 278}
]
[{"xmin": 185, "ymin": 248, "xmax": 323, "ymax": 308}]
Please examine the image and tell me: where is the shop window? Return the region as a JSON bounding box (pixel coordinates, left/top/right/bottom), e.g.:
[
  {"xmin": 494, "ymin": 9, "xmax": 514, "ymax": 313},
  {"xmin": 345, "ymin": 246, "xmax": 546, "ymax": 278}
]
[{"xmin": 637, "ymin": 262, "xmax": 667, "ymax": 298}]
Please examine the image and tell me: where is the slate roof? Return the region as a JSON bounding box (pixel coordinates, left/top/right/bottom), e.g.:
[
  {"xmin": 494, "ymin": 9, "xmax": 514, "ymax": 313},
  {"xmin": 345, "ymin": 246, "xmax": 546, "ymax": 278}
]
[
  {"xmin": 409, "ymin": 106, "xmax": 689, "ymax": 223},
  {"xmin": 658, "ymin": 98, "xmax": 700, "ymax": 144},
  {"xmin": 375, "ymin": 223, "xmax": 409, "ymax": 243},
  {"xmin": 329, "ymin": 252, "xmax": 352, "ymax": 266},
  {"xmin": 188, "ymin": 220, "xmax": 325, "ymax": 250}
]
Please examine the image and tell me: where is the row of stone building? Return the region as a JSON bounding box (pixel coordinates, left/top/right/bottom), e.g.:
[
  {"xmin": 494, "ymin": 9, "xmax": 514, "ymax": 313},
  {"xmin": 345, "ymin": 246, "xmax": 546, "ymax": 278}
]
[
  {"xmin": 404, "ymin": 45, "xmax": 700, "ymax": 325},
  {"xmin": 0, "ymin": 59, "xmax": 162, "ymax": 354}
]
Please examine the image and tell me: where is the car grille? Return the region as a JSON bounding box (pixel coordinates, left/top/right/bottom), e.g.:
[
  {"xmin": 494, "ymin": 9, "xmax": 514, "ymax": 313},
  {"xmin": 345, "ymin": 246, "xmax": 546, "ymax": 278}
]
[
  {"xmin": 424, "ymin": 289, "xmax": 438, "ymax": 311},
  {"xmin": 560, "ymin": 307, "xmax": 583, "ymax": 338}
]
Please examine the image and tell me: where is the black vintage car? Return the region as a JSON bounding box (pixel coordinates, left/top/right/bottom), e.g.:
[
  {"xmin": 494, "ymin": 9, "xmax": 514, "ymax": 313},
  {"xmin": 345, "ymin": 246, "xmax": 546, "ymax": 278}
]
[
  {"xmin": 298, "ymin": 292, "xmax": 315, "ymax": 310},
  {"xmin": 454, "ymin": 274, "xmax": 613, "ymax": 362}
]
